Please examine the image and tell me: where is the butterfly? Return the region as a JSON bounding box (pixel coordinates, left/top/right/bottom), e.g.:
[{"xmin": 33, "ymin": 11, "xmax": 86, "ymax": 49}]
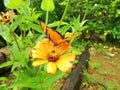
[
  {"xmin": 40, "ymin": 21, "xmax": 80, "ymax": 52},
  {"xmin": 40, "ymin": 21, "xmax": 71, "ymax": 52},
  {"xmin": 40, "ymin": 21, "xmax": 65, "ymax": 44},
  {"xmin": 40, "ymin": 21, "xmax": 80, "ymax": 42}
]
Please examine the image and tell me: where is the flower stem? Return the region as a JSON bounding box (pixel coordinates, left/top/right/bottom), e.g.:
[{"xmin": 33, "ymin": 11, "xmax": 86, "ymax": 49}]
[
  {"xmin": 45, "ymin": 11, "xmax": 49, "ymax": 24},
  {"xmin": 56, "ymin": 0, "xmax": 70, "ymax": 30}
]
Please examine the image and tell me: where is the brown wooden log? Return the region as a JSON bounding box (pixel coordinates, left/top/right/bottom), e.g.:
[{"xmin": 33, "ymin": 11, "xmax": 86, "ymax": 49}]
[
  {"xmin": 61, "ymin": 46, "xmax": 90, "ymax": 90},
  {"xmin": 0, "ymin": 52, "xmax": 9, "ymax": 76},
  {"xmin": 0, "ymin": 47, "xmax": 11, "ymax": 76}
]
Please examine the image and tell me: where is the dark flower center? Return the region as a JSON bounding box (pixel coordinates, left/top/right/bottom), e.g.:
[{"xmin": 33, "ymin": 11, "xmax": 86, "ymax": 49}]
[{"xmin": 48, "ymin": 50, "xmax": 59, "ymax": 62}]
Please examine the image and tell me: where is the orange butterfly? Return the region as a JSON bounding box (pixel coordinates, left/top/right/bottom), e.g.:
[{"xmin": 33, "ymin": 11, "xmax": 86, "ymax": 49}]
[
  {"xmin": 40, "ymin": 21, "xmax": 64, "ymax": 44},
  {"xmin": 40, "ymin": 21, "xmax": 71, "ymax": 51},
  {"xmin": 40, "ymin": 21, "xmax": 80, "ymax": 51}
]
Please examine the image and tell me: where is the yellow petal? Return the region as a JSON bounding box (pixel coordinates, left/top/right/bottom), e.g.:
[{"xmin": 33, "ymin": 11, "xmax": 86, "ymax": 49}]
[
  {"xmin": 31, "ymin": 39, "xmax": 54, "ymax": 59},
  {"xmin": 32, "ymin": 49, "xmax": 47, "ymax": 59},
  {"xmin": 32, "ymin": 59, "xmax": 48, "ymax": 66},
  {"xmin": 47, "ymin": 62, "xmax": 57, "ymax": 75},
  {"xmin": 56, "ymin": 53, "xmax": 76, "ymax": 73},
  {"xmin": 32, "ymin": 39, "xmax": 55, "ymax": 59},
  {"xmin": 59, "ymin": 53, "xmax": 76, "ymax": 62},
  {"xmin": 35, "ymin": 39, "xmax": 54, "ymax": 53},
  {"xmin": 56, "ymin": 60, "xmax": 72, "ymax": 73},
  {"xmin": 56, "ymin": 62, "xmax": 70, "ymax": 73},
  {"xmin": 61, "ymin": 61, "xmax": 73, "ymax": 68}
]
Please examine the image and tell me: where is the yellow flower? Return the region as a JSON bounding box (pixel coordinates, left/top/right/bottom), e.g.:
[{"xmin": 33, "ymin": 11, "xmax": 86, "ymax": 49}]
[{"xmin": 31, "ymin": 39, "xmax": 76, "ymax": 74}]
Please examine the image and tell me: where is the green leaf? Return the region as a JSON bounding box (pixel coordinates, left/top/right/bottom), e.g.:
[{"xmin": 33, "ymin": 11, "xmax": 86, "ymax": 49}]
[
  {"xmin": 0, "ymin": 61, "xmax": 14, "ymax": 69},
  {"xmin": 0, "ymin": 84, "xmax": 8, "ymax": 90},
  {"xmin": 19, "ymin": 21, "xmax": 31, "ymax": 31},
  {"xmin": 10, "ymin": 14, "xmax": 24, "ymax": 32},
  {"xmin": 4, "ymin": 0, "xmax": 24, "ymax": 9},
  {"xmin": 80, "ymin": 20, "xmax": 88, "ymax": 26},
  {"xmin": 71, "ymin": 16, "xmax": 81, "ymax": 31},
  {"xmin": 0, "ymin": 24, "xmax": 13, "ymax": 43},
  {"xmin": 0, "ymin": 77, "xmax": 8, "ymax": 81},
  {"xmin": 31, "ymin": 11, "xmax": 41, "ymax": 20},
  {"xmin": 58, "ymin": 24, "xmax": 71, "ymax": 35},
  {"xmin": 4, "ymin": 0, "xmax": 31, "ymax": 16},
  {"xmin": 9, "ymin": 41, "xmax": 30, "ymax": 62},
  {"xmin": 41, "ymin": 0, "xmax": 55, "ymax": 11},
  {"xmin": 11, "ymin": 62, "xmax": 24, "ymax": 72},
  {"xmin": 10, "ymin": 46, "xmax": 31, "ymax": 71},
  {"xmin": 48, "ymin": 21, "xmax": 68, "ymax": 27},
  {"xmin": 19, "ymin": 4, "xmax": 30, "ymax": 16},
  {"xmin": 9, "ymin": 71, "xmax": 64, "ymax": 89},
  {"xmin": 3, "ymin": 0, "xmax": 11, "ymax": 8},
  {"xmin": 29, "ymin": 22, "xmax": 43, "ymax": 33},
  {"xmin": 70, "ymin": 16, "xmax": 88, "ymax": 33},
  {"xmin": 24, "ymin": 0, "xmax": 30, "ymax": 7}
]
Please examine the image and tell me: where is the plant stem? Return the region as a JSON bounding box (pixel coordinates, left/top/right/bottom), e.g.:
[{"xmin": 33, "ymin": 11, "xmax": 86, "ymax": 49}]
[
  {"xmin": 45, "ymin": 11, "xmax": 49, "ymax": 24},
  {"xmin": 34, "ymin": 67, "xmax": 40, "ymax": 76},
  {"xmin": 12, "ymin": 32, "xmax": 21, "ymax": 51},
  {"xmin": 56, "ymin": 0, "xmax": 70, "ymax": 30},
  {"xmin": 81, "ymin": 11, "xmax": 87, "ymax": 22}
]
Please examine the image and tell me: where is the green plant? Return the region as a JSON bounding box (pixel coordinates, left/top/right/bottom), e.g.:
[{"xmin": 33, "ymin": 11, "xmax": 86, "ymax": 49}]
[
  {"xmin": 89, "ymin": 62, "xmax": 101, "ymax": 69},
  {"xmin": 66, "ymin": 0, "xmax": 120, "ymax": 44},
  {"xmin": 0, "ymin": 0, "xmax": 88, "ymax": 89},
  {"xmin": 0, "ymin": 0, "xmax": 64, "ymax": 89}
]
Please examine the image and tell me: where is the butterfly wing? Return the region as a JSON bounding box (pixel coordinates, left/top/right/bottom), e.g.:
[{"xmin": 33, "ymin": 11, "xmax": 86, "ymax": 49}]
[
  {"xmin": 40, "ymin": 21, "xmax": 71, "ymax": 52},
  {"xmin": 40, "ymin": 21, "xmax": 63, "ymax": 44}
]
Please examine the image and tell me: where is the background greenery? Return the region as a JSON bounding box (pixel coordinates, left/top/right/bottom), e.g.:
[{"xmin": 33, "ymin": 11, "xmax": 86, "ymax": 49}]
[
  {"xmin": 1, "ymin": 0, "xmax": 120, "ymax": 46},
  {"xmin": 0, "ymin": 0, "xmax": 120, "ymax": 89}
]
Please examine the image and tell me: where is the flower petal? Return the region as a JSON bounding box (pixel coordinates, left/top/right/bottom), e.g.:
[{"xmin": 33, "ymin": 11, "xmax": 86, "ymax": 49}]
[
  {"xmin": 59, "ymin": 53, "xmax": 76, "ymax": 62},
  {"xmin": 35, "ymin": 39, "xmax": 54, "ymax": 53},
  {"xmin": 32, "ymin": 59, "xmax": 48, "ymax": 66},
  {"xmin": 56, "ymin": 62, "xmax": 71, "ymax": 73},
  {"xmin": 56, "ymin": 53, "xmax": 76, "ymax": 73},
  {"xmin": 32, "ymin": 39, "xmax": 55, "ymax": 59},
  {"xmin": 47, "ymin": 62, "xmax": 57, "ymax": 74},
  {"xmin": 32, "ymin": 49, "xmax": 47, "ymax": 59}
]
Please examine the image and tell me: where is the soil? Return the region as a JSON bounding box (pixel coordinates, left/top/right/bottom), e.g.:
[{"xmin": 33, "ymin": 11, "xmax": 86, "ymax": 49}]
[{"xmin": 80, "ymin": 45, "xmax": 120, "ymax": 90}]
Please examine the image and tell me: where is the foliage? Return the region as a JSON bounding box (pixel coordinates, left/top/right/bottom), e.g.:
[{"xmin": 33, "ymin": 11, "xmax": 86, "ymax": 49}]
[
  {"xmin": 1, "ymin": 0, "xmax": 120, "ymax": 89},
  {"xmin": 62, "ymin": 0, "xmax": 120, "ymax": 44},
  {"xmin": 0, "ymin": 0, "xmax": 87, "ymax": 89},
  {"xmin": 34, "ymin": 0, "xmax": 120, "ymax": 44}
]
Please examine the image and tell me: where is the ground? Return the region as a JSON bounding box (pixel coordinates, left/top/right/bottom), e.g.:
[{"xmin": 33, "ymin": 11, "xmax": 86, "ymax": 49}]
[
  {"xmin": 80, "ymin": 44, "xmax": 120, "ymax": 90},
  {"xmin": 54, "ymin": 43, "xmax": 120, "ymax": 90}
]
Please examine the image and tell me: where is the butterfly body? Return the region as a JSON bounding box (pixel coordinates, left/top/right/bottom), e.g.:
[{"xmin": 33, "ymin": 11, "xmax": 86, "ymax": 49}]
[{"xmin": 40, "ymin": 21, "xmax": 80, "ymax": 52}]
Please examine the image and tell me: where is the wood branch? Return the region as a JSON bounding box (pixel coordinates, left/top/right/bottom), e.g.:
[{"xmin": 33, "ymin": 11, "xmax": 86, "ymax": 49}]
[{"xmin": 61, "ymin": 46, "xmax": 90, "ymax": 90}]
